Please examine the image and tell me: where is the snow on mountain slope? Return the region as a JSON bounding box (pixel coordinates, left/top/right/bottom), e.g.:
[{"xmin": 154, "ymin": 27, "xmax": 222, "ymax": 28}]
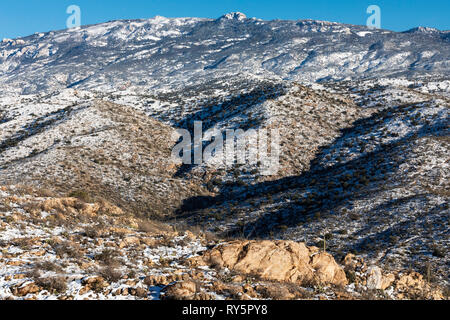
[
  {"xmin": 0, "ymin": 13, "xmax": 449, "ymax": 96},
  {"xmin": 0, "ymin": 13, "xmax": 449, "ymax": 298},
  {"xmin": 0, "ymin": 95, "xmax": 209, "ymax": 216}
]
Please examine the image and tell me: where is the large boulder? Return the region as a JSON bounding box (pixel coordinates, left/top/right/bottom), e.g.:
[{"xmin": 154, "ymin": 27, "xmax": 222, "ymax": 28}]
[{"xmin": 194, "ymin": 240, "xmax": 347, "ymax": 286}]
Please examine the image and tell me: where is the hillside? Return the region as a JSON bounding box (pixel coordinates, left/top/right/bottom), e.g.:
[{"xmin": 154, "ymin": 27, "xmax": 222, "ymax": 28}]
[{"xmin": 0, "ymin": 13, "xmax": 449, "ymax": 300}]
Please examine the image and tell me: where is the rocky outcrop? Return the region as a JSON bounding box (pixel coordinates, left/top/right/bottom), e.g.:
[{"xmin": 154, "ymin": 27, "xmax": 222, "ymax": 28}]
[
  {"xmin": 11, "ymin": 282, "xmax": 41, "ymax": 297},
  {"xmin": 343, "ymin": 254, "xmax": 444, "ymax": 299},
  {"xmin": 395, "ymin": 272, "xmax": 444, "ymax": 300},
  {"xmin": 193, "ymin": 240, "xmax": 348, "ymax": 286},
  {"xmin": 40, "ymin": 198, "xmax": 124, "ymax": 217}
]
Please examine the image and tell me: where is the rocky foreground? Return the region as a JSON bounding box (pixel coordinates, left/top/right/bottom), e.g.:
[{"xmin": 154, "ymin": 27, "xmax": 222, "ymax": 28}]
[{"xmin": 0, "ymin": 185, "xmax": 445, "ymax": 300}]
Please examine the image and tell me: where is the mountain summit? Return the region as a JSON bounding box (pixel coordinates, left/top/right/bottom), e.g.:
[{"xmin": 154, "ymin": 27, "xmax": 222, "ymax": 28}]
[
  {"xmin": 403, "ymin": 26, "xmax": 441, "ymax": 34},
  {"xmin": 219, "ymin": 12, "xmax": 247, "ymax": 21}
]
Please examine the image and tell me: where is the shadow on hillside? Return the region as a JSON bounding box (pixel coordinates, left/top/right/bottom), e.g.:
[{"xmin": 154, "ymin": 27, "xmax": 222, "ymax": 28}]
[
  {"xmin": 173, "ymin": 103, "xmax": 448, "ymax": 242},
  {"xmin": 0, "ymin": 105, "xmax": 80, "ymax": 155},
  {"xmin": 173, "ymin": 83, "xmax": 287, "ymax": 178},
  {"xmin": 342, "ymin": 197, "xmax": 448, "ymax": 257}
]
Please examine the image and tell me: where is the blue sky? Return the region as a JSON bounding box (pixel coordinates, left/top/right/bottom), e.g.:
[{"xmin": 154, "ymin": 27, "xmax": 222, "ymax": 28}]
[{"xmin": 0, "ymin": 0, "xmax": 449, "ymax": 39}]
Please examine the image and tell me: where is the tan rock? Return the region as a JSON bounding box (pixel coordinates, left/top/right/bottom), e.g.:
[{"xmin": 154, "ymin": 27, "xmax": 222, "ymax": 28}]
[
  {"xmin": 198, "ymin": 240, "xmax": 347, "ymax": 286},
  {"xmin": 13, "ymin": 282, "xmax": 41, "ymax": 296},
  {"xmin": 366, "ymin": 266, "xmax": 394, "ymax": 290},
  {"xmin": 112, "ymin": 288, "xmax": 122, "ymax": 296},
  {"xmin": 162, "ymin": 281, "xmax": 198, "ymax": 300},
  {"xmin": 396, "ymin": 272, "xmax": 424, "ymax": 290},
  {"xmin": 195, "ymin": 292, "xmax": 214, "ymax": 300},
  {"xmin": 134, "ymin": 287, "xmax": 148, "ymax": 298},
  {"xmin": 31, "ymin": 249, "xmax": 46, "ymax": 257},
  {"xmin": 343, "ymin": 253, "xmax": 366, "ymax": 272},
  {"xmin": 121, "ymin": 236, "xmax": 140, "ymax": 248},
  {"xmin": 82, "ymin": 276, "xmax": 108, "ymax": 290},
  {"xmin": 6, "ymin": 260, "xmax": 25, "ymax": 266},
  {"xmin": 125, "ymin": 280, "xmax": 137, "ymax": 286},
  {"xmin": 311, "ymin": 252, "xmax": 348, "ymax": 286},
  {"xmin": 395, "ymin": 272, "xmax": 443, "ymax": 300},
  {"xmin": 79, "ymin": 286, "xmax": 91, "ymax": 295},
  {"xmin": 144, "ymin": 275, "xmax": 170, "ymax": 286},
  {"xmin": 184, "ymin": 231, "xmax": 197, "ymax": 241},
  {"xmin": 231, "ymin": 275, "xmax": 245, "ymax": 283},
  {"xmin": 243, "ymin": 284, "xmax": 257, "ymax": 298},
  {"xmin": 366, "ymin": 266, "xmax": 383, "ymax": 290},
  {"xmin": 381, "ymin": 273, "xmax": 396, "ymax": 290},
  {"xmin": 141, "ymin": 238, "xmax": 157, "ymax": 246}
]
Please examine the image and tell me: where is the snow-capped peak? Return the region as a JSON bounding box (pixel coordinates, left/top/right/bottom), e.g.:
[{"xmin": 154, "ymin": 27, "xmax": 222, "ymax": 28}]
[
  {"xmin": 403, "ymin": 26, "xmax": 440, "ymax": 34},
  {"xmin": 219, "ymin": 12, "xmax": 247, "ymax": 21}
]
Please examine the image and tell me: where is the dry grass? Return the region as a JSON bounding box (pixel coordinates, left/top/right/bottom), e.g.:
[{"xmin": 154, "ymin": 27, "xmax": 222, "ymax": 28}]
[
  {"xmin": 94, "ymin": 249, "xmax": 121, "ymax": 266},
  {"xmin": 52, "ymin": 241, "xmax": 83, "ymax": 260},
  {"xmin": 35, "ymin": 276, "xmax": 68, "ymax": 294},
  {"xmin": 35, "ymin": 188, "xmax": 57, "ymax": 198},
  {"xmin": 34, "ymin": 261, "xmax": 63, "ymax": 273},
  {"xmin": 98, "ymin": 266, "xmax": 122, "ymax": 283}
]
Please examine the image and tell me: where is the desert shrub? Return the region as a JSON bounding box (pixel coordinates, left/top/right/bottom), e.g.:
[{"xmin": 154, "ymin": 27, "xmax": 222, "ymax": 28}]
[
  {"xmin": 15, "ymin": 185, "xmax": 34, "ymax": 196},
  {"xmin": 95, "ymin": 249, "xmax": 120, "ymax": 266},
  {"xmin": 35, "ymin": 261, "xmax": 63, "ymax": 272},
  {"xmin": 35, "ymin": 188, "xmax": 56, "ymax": 198},
  {"xmin": 53, "ymin": 241, "xmax": 83, "ymax": 259},
  {"xmin": 432, "ymin": 245, "xmax": 446, "ymax": 258},
  {"xmin": 25, "ymin": 268, "xmax": 41, "ymax": 280},
  {"xmin": 68, "ymin": 190, "xmax": 92, "ymax": 203},
  {"xmin": 73, "ymin": 200, "xmax": 88, "ymax": 211},
  {"xmin": 83, "ymin": 225, "xmax": 103, "ymax": 238},
  {"xmin": 138, "ymin": 220, "xmax": 160, "ymax": 234},
  {"xmin": 23, "ymin": 201, "xmax": 42, "ymax": 214},
  {"xmin": 443, "ymin": 285, "xmax": 450, "ymax": 299},
  {"xmin": 345, "ymin": 270, "xmax": 356, "ymax": 284},
  {"xmin": 127, "ymin": 270, "xmax": 137, "ymax": 279},
  {"xmin": 10, "ymin": 237, "xmax": 35, "ymax": 250},
  {"xmin": 349, "ymin": 213, "xmax": 360, "ymax": 221},
  {"xmin": 226, "ymin": 286, "xmax": 244, "ymax": 300},
  {"xmin": 35, "ymin": 276, "xmax": 68, "ymax": 294},
  {"xmin": 256, "ymin": 283, "xmax": 292, "ymax": 300},
  {"xmin": 158, "ymin": 258, "xmax": 172, "ymax": 267},
  {"xmin": 99, "ymin": 266, "xmax": 122, "ymax": 283}
]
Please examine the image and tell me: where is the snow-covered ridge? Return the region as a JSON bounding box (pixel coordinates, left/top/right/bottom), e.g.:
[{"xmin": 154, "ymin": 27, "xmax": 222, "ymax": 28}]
[
  {"xmin": 403, "ymin": 26, "xmax": 442, "ymax": 34},
  {"xmin": 0, "ymin": 13, "xmax": 449, "ymax": 96}
]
